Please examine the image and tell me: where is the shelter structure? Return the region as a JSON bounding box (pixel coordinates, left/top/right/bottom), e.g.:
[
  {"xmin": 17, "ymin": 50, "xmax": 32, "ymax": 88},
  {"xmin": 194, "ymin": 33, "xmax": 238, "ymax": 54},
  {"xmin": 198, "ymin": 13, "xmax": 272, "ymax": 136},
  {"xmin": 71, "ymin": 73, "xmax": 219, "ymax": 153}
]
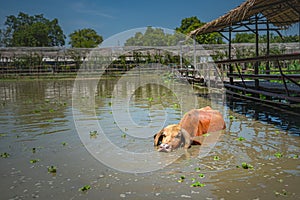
[{"xmin": 190, "ymin": 0, "xmax": 300, "ymax": 107}]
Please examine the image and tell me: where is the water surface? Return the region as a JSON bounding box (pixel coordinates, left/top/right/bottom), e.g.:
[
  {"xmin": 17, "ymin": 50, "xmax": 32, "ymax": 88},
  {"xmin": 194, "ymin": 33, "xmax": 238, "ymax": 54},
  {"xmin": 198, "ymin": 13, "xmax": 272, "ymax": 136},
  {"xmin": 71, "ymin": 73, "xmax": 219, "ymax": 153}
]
[{"xmin": 0, "ymin": 76, "xmax": 299, "ymax": 199}]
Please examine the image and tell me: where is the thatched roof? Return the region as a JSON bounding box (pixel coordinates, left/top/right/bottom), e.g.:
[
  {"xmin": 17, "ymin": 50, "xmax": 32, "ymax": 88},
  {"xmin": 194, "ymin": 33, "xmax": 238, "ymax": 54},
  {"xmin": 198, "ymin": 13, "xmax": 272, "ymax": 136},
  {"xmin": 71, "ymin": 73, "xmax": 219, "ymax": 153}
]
[{"xmin": 190, "ymin": 0, "xmax": 300, "ymax": 36}]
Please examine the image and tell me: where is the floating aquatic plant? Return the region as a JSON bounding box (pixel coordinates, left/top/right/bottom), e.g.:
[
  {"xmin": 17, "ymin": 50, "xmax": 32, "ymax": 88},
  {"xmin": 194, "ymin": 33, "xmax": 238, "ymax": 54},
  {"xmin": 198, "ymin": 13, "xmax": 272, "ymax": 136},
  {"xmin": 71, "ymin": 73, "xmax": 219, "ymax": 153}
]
[
  {"xmin": 275, "ymin": 189, "xmax": 287, "ymax": 196},
  {"xmin": 274, "ymin": 152, "xmax": 283, "ymax": 158},
  {"xmin": 190, "ymin": 181, "xmax": 205, "ymax": 187},
  {"xmin": 241, "ymin": 162, "xmax": 254, "ymax": 169},
  {"xmin": 30, "ymin": 159, "xmax": 39, "ymax": 163},
  {"xmin": 121, "ymin": 134, "xmax": 126, "ymax": 138},
  {"xmin": 89, "ymin": 131, "xmax": 98, "ymax": 138},
  {"xmin": 79, "ymin": 185, "xmax": 91, "ymax": 192},
  {"xmin": 213, "ymin": 156, "xmax": 220, "ymax": 161},
  {"xmin": 173, "ymin": 103, "xmax": 180, "ymax": 109},
  {"xmin": 236, "ymin": 137, "xmax": 246, "ymax": 141},
  {"xmin": 177, "ymin": 175, "xmax": 185, "ymax": 183},
  {"xmin": 1, "ymin": 152, "xmax": 10, "ymax": 158},
  {"xmin": 229, "ymin": 115, "xmax": 235, "ymax": 120},
  {"xmin": 47, "ymin": 166, "xmax": 57, "ymax": 173},
  {"xmin": 194, "ymin": 167, "xmax": 201, "ymax": 172},
  {"xmin": 34, "ymin": 109, "xmax": 41, "ymax": 113},
  {"xmin": 198, "ymin": 174, "xmax": 205, "ymax": 178}
]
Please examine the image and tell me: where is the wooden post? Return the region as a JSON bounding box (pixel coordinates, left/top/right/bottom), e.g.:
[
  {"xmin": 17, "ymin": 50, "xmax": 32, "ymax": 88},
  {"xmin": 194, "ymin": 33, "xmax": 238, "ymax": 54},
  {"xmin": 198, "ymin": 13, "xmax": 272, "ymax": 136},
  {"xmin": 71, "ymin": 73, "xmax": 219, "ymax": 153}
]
[
  {"xmin": 255, "ymin": 15, "xmax": 259, "ymax": 90},
  {"xmin": 229, "ymin": 27, "xmax": 233, "ymax": 85},
  {"xmin": 193, "ymin": 35, "xmax": 196, "ymax": 69},
  {"xmin": 266, "ymin": 21, "xmax": 270, "ymax": 75}
]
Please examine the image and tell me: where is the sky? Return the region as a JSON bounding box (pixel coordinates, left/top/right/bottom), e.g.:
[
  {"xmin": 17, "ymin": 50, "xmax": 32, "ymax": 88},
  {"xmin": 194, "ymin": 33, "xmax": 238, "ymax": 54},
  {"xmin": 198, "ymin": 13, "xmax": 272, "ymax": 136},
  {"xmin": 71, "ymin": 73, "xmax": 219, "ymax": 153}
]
[{"xmin": 0, "ymin": 0, "xmax": 298, "ymax": 46}]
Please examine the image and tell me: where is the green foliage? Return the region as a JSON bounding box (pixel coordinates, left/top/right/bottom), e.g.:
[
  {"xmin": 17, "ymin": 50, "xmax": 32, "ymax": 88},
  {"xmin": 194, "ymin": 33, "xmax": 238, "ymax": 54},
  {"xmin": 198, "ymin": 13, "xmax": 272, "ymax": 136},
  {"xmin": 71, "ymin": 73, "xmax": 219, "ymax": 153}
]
[
  {"xmin": 1, "ymin": 12, "xmax": 65, "ymax": 47},
  {"xmin": 69, "ymin": 28, "xmax": 103, "ymax": 48},
  {"xmin": 232, "ymin": 33, "xmax": 299, "ymax": 43},
  {"xmin": 176, "ymin": 16, "xmax": 224, "ymax": 44},
  {"xmin": 124, "ymin": 26, "xmax": 185, "ymax": 46}
]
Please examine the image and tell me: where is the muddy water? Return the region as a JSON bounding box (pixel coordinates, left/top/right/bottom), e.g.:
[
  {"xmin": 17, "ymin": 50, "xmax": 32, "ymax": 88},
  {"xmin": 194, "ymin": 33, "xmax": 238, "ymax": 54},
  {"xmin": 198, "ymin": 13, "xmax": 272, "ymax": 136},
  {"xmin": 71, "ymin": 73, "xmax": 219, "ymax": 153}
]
[{"xmin": 0, "ymin": 76, "xmax": 299, "ymax": 200}]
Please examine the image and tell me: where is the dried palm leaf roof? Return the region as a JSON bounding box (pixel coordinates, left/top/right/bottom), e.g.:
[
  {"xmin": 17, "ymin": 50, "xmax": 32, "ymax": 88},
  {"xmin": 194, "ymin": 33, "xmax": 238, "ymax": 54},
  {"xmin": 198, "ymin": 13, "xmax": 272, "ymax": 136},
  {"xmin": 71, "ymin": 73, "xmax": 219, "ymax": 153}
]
[{"xmin": 190, "ymin": 0, "xmax": 300, "ymax": 36}]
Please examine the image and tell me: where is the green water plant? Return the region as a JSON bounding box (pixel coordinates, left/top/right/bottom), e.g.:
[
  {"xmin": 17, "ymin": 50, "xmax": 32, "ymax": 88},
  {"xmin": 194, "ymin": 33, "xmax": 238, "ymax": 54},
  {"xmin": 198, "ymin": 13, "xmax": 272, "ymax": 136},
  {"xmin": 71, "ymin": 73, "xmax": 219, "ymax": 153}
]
[
  {"xmin": 275, "ymin": 189, "xmax": 287, "ymax": 196},
  {"xmin": 190, "ymin": 181, "xmax": 205, "ymax": 187},
  {"xmin": 30, "ymin": 159, "xmax": 39, "ymax": 163},
  {"xmin": 274, "ymin": 152, "xmax": 283, "ymax": 158},
  {"xmin": 236, "ymin": 137, "xmax": 246, "ymax": 141},
  {"xmin": 213, "ymin": 156, "xmax": 220, "ymax": 161},
  {"xmin": 1, "ymin": 152, "xmax": 10, "ymax": 158},
  {"xmin": 89, "ymin": 131, "xmax": 98, "ymax": 138},
  {"xmin": 79, "ymin": 185, "xmax": 91, "ymax": 192},
  {"xmin": 47, "ymin": 166, "xmax": 57, "ymax": 173},
  {"xmin": 241, "ymin": 162, "xmax": 254, "ymax": 169},
  {"xmin": 148, "ymin": 97, "xmax": 153, "ymax": 102},
  {"xmin": 194, "ymin": 167, "xmax": 201, "ymax": 172},
  {"xmin": 198, "ymin": 173, "xmax": 205, "ymax": 178},
  {"xmin": 62, "ymin": 142, "xmax": 67, "ymax": 146},
  {"xmin": 177, "ymin": 175, "xmax": 185, "ymax": 183},
  {"xmin": 229, "ymin": 115, "xmax": 236, "ymax": 120}
]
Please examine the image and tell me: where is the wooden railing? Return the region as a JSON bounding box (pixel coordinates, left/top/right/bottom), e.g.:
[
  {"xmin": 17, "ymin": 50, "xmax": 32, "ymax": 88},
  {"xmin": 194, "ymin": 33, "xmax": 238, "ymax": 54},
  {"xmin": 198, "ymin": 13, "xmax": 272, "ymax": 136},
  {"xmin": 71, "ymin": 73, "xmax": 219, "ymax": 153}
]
[{"xmin": 215, "ymin": 53, "xmax": 300, "ymax": 106}]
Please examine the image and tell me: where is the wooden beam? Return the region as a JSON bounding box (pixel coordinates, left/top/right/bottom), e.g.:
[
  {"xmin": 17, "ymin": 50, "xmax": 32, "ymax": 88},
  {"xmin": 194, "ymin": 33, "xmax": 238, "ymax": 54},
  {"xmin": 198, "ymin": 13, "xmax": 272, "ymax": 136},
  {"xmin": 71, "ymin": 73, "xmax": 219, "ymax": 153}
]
[
  {"xmin": 224, "ymin": 83, "xmax": 300, "ymax": 103},
  {"xmin": 215, "ymin": 53, "xmax": 300, "ymax": 64}
]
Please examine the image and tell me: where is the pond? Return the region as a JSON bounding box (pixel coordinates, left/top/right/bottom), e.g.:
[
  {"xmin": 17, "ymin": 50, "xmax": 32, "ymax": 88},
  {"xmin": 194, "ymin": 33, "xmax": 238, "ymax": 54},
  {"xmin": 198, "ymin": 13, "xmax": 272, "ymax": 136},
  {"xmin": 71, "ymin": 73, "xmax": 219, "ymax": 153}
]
[{"xmin": 0, "ymin": 71, "xmax": 299, "ymax": 199}]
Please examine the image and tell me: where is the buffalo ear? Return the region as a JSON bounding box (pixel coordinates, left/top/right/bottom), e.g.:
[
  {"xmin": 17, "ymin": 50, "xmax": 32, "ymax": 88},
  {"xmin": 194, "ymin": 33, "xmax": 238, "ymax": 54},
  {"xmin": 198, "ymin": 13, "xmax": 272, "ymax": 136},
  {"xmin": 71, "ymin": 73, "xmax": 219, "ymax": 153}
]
[
  {"xmin": 154, "ymin": 131, "xmax": 163, "ymax": 146},
  {"xmin": 180, "ymin": 128, "xmax": 191, "ymax": 149}
]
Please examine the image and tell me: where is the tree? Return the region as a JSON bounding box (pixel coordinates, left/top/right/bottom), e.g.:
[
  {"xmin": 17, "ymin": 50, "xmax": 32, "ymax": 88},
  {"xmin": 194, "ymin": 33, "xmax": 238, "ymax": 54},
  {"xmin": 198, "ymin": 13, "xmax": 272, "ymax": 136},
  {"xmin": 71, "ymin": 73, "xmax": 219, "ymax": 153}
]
[
  {"xmin": 68, "ymin": 28, "xmax": 103, "ymax": 48},
  {"xmin": 232, "ymin": 32, "xmax": 300, "ymax": 43},
  {"xmin": 176, "ymin": 16, "xmax": 224, "ymax": 44},
  {"xmin": 124, "ymin": 26, "xmax": 185, "ymax": 46},
  {"xmin": 1, "ymin": 12, "xmax": 65, "ymax": 47}
]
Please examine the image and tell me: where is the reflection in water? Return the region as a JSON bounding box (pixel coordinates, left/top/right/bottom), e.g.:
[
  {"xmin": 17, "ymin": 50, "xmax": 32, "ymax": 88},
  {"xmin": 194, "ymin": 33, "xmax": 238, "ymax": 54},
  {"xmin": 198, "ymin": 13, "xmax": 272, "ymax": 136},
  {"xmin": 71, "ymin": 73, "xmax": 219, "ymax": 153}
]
[{"xmin": 0, "ymin": 77, "xmax": 299, "ymax": 199}]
